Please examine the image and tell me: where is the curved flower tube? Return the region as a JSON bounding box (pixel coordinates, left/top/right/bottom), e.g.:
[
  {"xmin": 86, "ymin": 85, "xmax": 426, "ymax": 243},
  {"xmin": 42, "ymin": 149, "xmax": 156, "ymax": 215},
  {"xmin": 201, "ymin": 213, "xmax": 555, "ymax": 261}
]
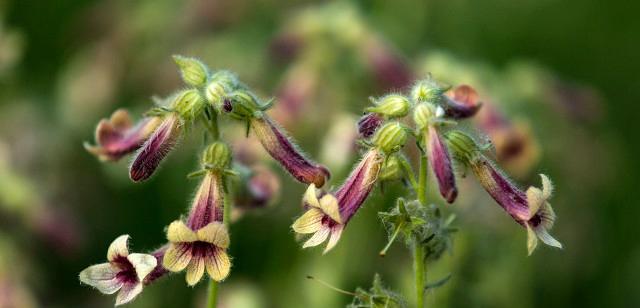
[
  {"xmin": 426, "ymin": 126, "xmax": 457, "ymax": 203},
  {"xmin": 84, "ymin": 109, "xmax": 162, "ymax": 161},
  {"xmin": 292, "ymin": 148, "xmax": 383, "ymax": 253},
  {"xmin": 250, "ymin": 115, "xmax": 330, "ymax": 187},
  {"xmin": 79, "ymin": 235, "xmax": 167, "ymax": 306},
  {"xmin": 129, "ymin": 113, "xmax": 181, "ymax": 182},
  {"xmin": 446, "ymin": 131, "xmax": 561, "ymax": 255}
]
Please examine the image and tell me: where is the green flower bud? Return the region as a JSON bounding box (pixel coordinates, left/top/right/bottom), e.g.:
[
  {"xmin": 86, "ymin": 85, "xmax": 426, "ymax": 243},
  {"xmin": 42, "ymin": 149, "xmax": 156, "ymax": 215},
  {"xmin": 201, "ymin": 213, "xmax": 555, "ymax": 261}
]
[
  {"xmin": 172, "ymin": 89, "xmax": 206, "ymax": 122},
  {"xmin": 372, "ymin": 122, "xmax": 407, "ymax": 154},
  {"xmin": 412, "ymin": 102, "xmax": 437, "ymax": 130},
  {"xmin": 173, "ymin": 55, "xmax": 209, "ymax": 88},
  {"xmin": 443, "ymin": 130, "xmax": 479, "ymax": 163},
  {"xmin": 379, "ymin": 154, "xmax": 402, "ymax": 181},
  {"xmin": 205, "ymin": 71, "xmax": 239, "ymax": 109},
  {"xmin": 366, "ymin": 94, "xmax": 411, "ymax": 118},
  {"xmin": 201, "ymin": 142, "xmax": 232, "ymax": 171},
  {"xmin": 223, "ymin": 90, "xmax": 262, "ymax": 120},
  {"xmin": 411, "ymin": 78, "xmax": 447, "ymax": 104}
]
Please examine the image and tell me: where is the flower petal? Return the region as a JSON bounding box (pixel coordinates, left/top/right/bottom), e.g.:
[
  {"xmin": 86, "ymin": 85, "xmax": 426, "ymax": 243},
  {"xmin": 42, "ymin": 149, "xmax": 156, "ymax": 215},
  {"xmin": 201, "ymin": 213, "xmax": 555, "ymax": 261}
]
[
  {"xmin": 166, "ymin": 220, "xmax": 197, "ymax": 243},
  {"xmin": 79, "ymin": 263, "xmax": 122, "ymax": 294},
  {"xmin": 196, "ymin": 222, "xmax": 229, "ymax": 248},
  {"xmin": 115, "ymin": 282, "xmax": 143, "ymax": 306},
  {"xmin": 323, "ymin": 224, "xmax": 344, "ymax": 254},
  {"xmin": 163, "ymin": 243, "xmax": 192, "ymax": 272},
  {"xmin": 302, "ymin": 226, "xmax": 330, "ymax": 248},
  {"xmin": 318, "ymin": 194, "xmax": 342, "ymax": 224},
  {"xmin": 303, "ymin": 184, "xmax": 320, "ymax": 209},
  {"xmin": 292, "ymin": 208, "xmax": 324, "ymax": 234},
  {"xmin": 185, "ymin": 256, "xmax": 206, "ymax": 286},
  {"xmin": 526, "ymin": 224, "xmax": 538, "ymax": 256},
  {"xmin": 540, "ymin": 174, "xmax": 553, "ymax": 200},
  {"xmin": 107, "ymin": 235, "xmax": 130, "ymax": 262},
  {"xmin": 206, "ymin": 248, "xmax": 231, "ymax": 282},
  {"xmin": 127, "ymin": 253, "xmax": 158, "ymax": 282}
]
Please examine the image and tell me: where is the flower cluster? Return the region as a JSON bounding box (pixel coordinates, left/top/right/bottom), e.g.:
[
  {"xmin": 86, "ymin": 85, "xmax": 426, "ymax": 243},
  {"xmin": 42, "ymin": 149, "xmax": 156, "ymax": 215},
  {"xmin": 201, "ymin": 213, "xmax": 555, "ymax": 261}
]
[{"xmin": 80, "ymin": 55, "xmax": 330, "ymax": 305}]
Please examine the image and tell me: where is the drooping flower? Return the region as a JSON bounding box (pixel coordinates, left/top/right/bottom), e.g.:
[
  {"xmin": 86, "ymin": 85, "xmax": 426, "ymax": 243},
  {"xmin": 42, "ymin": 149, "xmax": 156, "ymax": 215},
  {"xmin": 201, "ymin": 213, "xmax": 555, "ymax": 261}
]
[
  {"xmin": 292, "ymin": 148, "xmax": 384, "ymax": 253},
  {"xmin": 79, "ymin": 235, "xmax": 162, "ymax": 306},
  {"xmin": 357, "ymin": 112, "xmax": 384, "ymax": 138},
  {"xmin": 129, "ymin": 113, "xmax": 181, "ymax": 182},
  {"xmin": 413, "ymin": 102, "xmax": 458, "ymax": 203},
  {"xmin": 163, "ymin": 143, "xmax": 232, "ymax": 285},
  {"xmin": 445, "ymin": 131, "xmax": 561, "ymax": 254},
  {"xmin": 223, "ymin": 90, "xmax": 330, "ymax": 187},
  {"xmin": 129, "ymin": 89, "xmax": 205, "ymax": 182},
  {"xmin": 84, "ymin": 109, "xmax": 162, "ymax": 161}
]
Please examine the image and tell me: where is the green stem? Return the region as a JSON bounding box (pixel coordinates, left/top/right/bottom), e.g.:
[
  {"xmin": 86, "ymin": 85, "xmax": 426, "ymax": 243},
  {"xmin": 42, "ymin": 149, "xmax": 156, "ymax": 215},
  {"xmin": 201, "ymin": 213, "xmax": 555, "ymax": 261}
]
[
  {"xmin": 414, "ymin": 152, "xmax": 428, "ymax": 307},
  {"xmin": 413, "ymin": 242, "xmax": 425, "ymax": 308},
  {"xmin": 398, "ymin": 156, "xmax": 419, "ymax": 194},
  {"xmin": 379, "ymin": 221, "xmax": 404, "ymax": 257},
  {"xmin": 207, "ymin": 280, "xmax": 219, "ymax": 308},
  {"xmin": 417, "ymin": 155, "xmax": 428, "ymax": 205}
]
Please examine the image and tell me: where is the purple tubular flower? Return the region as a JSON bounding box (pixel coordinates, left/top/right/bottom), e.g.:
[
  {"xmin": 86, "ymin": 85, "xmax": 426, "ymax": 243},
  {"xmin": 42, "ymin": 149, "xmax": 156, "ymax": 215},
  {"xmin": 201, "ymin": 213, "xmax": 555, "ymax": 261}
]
[
  {"xmin": 84, "ymin": 109, "xmax": 163, "ymax": 161},
  {"xmin": 235, "ymin": 165, "xmax": 281, "ymax": 209},
  {"xmin": 445, "ymin": 131, "xmax": 561, "ymax": 254},
  {"xmin": 129, "ymin": 113, "xmax": 181, "ymax": 182},
  {"xmin": 79, "ymin": 236, "xmax": 167, "ymax": 306},
  {"xmin": 357, "ymin": 113, "xmax": 384, "ymax": 138},
  {"xmin": 292, "ymin": 149, "xmax": 383, "ymax": 253},
  {"xmin": 250, "ymin": 115, "xmax": 330, "ymax": 187},
  {"xmin": 442, "ymin": 85, "xmax": 482, "ymax": 119},
  {"xmin": 187, "ymin": 172, "xmax": 225, "ymax": 230},
  {"xmin": 426, "ymin": 127, "xmax": 458, "ymax": 203}
]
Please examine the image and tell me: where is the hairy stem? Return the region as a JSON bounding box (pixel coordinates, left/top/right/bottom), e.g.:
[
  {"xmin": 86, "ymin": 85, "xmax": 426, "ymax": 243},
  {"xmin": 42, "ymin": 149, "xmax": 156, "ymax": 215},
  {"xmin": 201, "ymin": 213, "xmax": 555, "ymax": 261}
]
[{"xmin": 414, "ymin": 154, "xmax": 428, "ymax": 307}]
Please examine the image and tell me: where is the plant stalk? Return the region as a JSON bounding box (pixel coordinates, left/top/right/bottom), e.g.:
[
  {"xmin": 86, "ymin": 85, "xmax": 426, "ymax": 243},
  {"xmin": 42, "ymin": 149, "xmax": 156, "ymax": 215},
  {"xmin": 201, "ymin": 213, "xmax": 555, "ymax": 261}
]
[{"xmin": 414, "ymin": 154, "xmax": 428, "ymax": 307}]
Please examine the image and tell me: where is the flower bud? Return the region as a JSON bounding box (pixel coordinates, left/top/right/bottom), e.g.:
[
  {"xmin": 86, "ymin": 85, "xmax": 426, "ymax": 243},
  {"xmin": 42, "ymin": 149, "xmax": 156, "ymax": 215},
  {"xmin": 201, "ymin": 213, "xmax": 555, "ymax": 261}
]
[
  {"xmin": 223, "ymin": 90, "xmax": 261, "ymax": 120},
  {"xmin": 129, "ymin": 113, "xmax": 181, "ymax": 182},
  {"xmin": 411, "ymin": 78, "xmax": 447, "ymax": 104},
  {"xmin": 201, "ymin": 142, "xmax": 232, "ymax": 171},
  {"xmin": 357, "ymin": 113, "xmax": 383, "ymax": 138},
  {"xmin": 378, "ymin": 154, "xmax": 402, "ymax": 181},
  {"xmin": 171, "ymin": 89, "xmax": 205, "ymax": 122},
  {"xmin": 412, "ymin": 102, "xmax": 437, "ymax": 130},
  {"xmin": 205, "ymin": 71, "xmax": 239, "ymax": 107},
  {"xmin": 372, "ymin": 122, "xmax": 407, "ymax": 154},
  {"xmin": 426, "ymin": 127, "xmax": 457, "ymax": 203},
  {"xmin": 173, "ymin": 55, "xmax": 209, "ymax": 87},
  {"xmin": 366, "ymin": 94, "xmax": 410, "ymax": 118},
  {"xmin": 443, "ymin": 130, "xmax": 479, "ymax": 164}
]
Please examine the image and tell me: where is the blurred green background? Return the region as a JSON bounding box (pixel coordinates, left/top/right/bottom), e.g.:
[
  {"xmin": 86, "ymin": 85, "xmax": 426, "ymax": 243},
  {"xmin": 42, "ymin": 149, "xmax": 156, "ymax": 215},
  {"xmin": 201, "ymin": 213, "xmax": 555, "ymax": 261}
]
[{"xmin": 0, "ymin": 0, "xmax": 638, "ymax": 307}]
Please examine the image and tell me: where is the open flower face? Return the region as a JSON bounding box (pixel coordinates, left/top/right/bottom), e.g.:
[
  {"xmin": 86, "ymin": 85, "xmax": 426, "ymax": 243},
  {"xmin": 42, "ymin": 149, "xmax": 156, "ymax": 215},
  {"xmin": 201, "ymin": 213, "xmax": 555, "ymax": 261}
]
[
  {"xmin": 79, "ymin": 235, "xmax": 158, "ymax": 306},
  {"xmin": 84, "ymin": 109, "xmax": 162, "ymax": 161},
  {"xmin": 292, "ymin": 149, "xmax": 383, "ymax": 253},
  {"xmin": 129, "ymin": 113, "xmax": 182, "ymax": 182},
  {"xmin": 163, "ymin": 221, "xmax": 231, "ymax": 285}
]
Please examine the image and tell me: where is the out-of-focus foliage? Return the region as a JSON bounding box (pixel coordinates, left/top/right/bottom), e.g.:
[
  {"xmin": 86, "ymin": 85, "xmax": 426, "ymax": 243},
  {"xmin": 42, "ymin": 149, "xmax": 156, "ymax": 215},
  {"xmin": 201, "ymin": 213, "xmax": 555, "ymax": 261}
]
[{"xmin": 0, "ymin": 0, "xmax": 638, "ymax": 307}]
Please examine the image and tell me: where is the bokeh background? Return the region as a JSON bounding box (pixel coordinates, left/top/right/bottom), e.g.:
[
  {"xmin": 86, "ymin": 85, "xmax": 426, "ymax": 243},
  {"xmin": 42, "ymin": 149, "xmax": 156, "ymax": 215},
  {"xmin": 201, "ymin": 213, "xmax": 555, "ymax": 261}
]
[{"xmin": 1, "ymin": 0, "xmax": 639, "ymax": 307}]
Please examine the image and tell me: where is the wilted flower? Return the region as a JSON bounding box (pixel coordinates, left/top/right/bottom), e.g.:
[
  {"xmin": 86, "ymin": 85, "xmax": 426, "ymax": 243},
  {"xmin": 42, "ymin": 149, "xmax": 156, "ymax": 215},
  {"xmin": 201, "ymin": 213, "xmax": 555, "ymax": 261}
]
[
  {"xmin": 79, "ymin": 235, "xmax": 161, "ymax": 306},
  {"xmin": 84, "ymin": 109, "xmax": 162, "ymax": 161},
  {"xmin": 163, "ymin": 143, "xmax": 232, "ymax": 285},
  {"xmin": 357, "ymin": 113, "xmax": 384, "ymax": 138},
  {"xmin": 441, "ymin": 85, "xmax": 482, "ymax": 119},
  {"xmin": 445, "ymin": 131, "xmax": 561, "ymax": 254},
  {"xmin": 292, "ymin": 148, "xmax": 384, "ymax": 253}
]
